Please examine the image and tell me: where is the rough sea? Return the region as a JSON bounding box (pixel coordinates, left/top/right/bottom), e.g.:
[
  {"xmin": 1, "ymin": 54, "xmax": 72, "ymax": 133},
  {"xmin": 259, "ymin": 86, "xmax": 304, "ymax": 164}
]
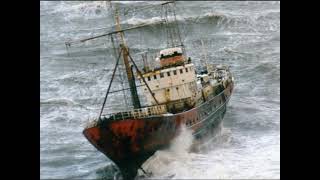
[{"xmin": 40, "ymin": 1, "xmax": 280, "ymax": 179}]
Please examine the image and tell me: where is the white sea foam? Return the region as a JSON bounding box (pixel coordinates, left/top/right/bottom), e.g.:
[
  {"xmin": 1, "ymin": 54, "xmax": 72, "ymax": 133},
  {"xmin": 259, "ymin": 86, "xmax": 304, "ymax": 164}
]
[
  {"xmin": 139, "ymin": 125, "xmax": 194, "ymax": 178},
  {"xmin": 137, "ymin": 125, "xmax": 236, "ymax": 179},
  {"xmin": 122, "ymin": 12, "xmax": 227, "ymax": 27},
  {"xmin": 138, "ymin": 125, "xmax": 279, "ymax": 179}
]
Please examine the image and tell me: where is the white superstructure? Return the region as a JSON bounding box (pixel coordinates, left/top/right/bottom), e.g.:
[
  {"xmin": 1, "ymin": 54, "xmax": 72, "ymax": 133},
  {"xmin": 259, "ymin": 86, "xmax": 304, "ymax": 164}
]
[{"xmin": 139, "ymin": 63, "xmax": 197, "ymax": 106}]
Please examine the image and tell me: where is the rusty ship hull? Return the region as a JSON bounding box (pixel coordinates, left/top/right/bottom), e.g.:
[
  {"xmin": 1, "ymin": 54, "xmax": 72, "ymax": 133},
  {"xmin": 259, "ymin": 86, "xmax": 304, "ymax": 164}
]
[{"xmin": 83, "ymin": 82, "xmax": 233, "ymax": 179}]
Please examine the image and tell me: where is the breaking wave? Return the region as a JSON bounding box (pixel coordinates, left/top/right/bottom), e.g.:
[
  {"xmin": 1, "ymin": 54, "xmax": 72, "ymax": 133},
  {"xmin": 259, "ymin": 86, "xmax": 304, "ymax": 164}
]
[
  {"xmin": 138, "ymin": 124, "xmax": 233, "ymax": 179},
  {"xmin": 138, "ymin": 125, "xmax": 194, "ymax": 178}
]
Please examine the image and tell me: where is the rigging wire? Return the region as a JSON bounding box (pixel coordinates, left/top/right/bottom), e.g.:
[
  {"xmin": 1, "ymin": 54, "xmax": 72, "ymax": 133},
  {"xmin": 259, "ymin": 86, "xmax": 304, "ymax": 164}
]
[
  {"xmin": 172, "ymin": 2, "xmax": 183, "ymax": 49},
  {"xmin": 165, "ymin": 4, "xmax": 174, "ymax": 47},
  {"xmin": 98, "ymin": 48, "xmax": 123, "ymax": 119},
  {"xmin": 110, "ymin": 34, "xmax": 129, "ymax": 110},
  {"xmin": 66, "ymin": 1, "xmax": 208, "ymax": 115}
]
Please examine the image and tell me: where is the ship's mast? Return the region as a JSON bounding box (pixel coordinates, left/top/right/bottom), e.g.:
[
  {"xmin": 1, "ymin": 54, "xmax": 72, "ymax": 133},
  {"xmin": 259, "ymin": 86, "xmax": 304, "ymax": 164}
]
[{"xmin": 113, "ymin": 4, "xmax": 141, "ymax": 109}]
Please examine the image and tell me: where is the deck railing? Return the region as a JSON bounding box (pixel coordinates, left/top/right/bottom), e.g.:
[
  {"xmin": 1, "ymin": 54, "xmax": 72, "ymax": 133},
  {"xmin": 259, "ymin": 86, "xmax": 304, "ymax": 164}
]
[
  {"xmin": 101, "ymin": 104, "xmax": 167, "ymax": 121},
  {"xmin": 84, "ymin": 80, "xmax": 233, "ymax": 129}
]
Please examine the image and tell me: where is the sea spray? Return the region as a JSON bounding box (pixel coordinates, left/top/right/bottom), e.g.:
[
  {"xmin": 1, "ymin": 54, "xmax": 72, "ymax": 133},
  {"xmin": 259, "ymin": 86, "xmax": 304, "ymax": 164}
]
[
  {"xmin": 138, "ymin": 124, "xmax": 232, "ymax": 179},
  {"xmin": 138, "ymin": 125, "xmax": 194, "ymax": 178}
]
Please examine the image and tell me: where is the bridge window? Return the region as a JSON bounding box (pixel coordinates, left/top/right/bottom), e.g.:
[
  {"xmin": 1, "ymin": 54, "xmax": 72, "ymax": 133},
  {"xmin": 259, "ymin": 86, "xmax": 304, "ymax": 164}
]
[
  {"xmin": 160, "ymin": 73, "xmax": 164, "ymax": 78},
  {"xmin": 180, "ymin": 69, "xmax": 183, "ymax": 74},
  {"xmin": 167, "ymin": 72, "xmax": 171, "ymax": 76},
  {"xmin": 173, "ymin": 70, "xmax": 177, "ymax": 75},
  {"xmin": 185, "ymin": 68, "xmax": 188, "ymax": 72},
  {"xmin": 154, "ymin": 74, "xmax": 157, "ymax": 80},
  {"xmin": 147, "ymin": 76, "xmax": 151, "ymax": 81}
]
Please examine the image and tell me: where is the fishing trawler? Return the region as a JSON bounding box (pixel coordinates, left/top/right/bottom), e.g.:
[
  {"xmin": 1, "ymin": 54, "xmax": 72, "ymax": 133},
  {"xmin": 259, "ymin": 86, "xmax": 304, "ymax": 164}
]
[{"xmin": 66, "ymin": 1, "xmax": 234, "ymax": 179}]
